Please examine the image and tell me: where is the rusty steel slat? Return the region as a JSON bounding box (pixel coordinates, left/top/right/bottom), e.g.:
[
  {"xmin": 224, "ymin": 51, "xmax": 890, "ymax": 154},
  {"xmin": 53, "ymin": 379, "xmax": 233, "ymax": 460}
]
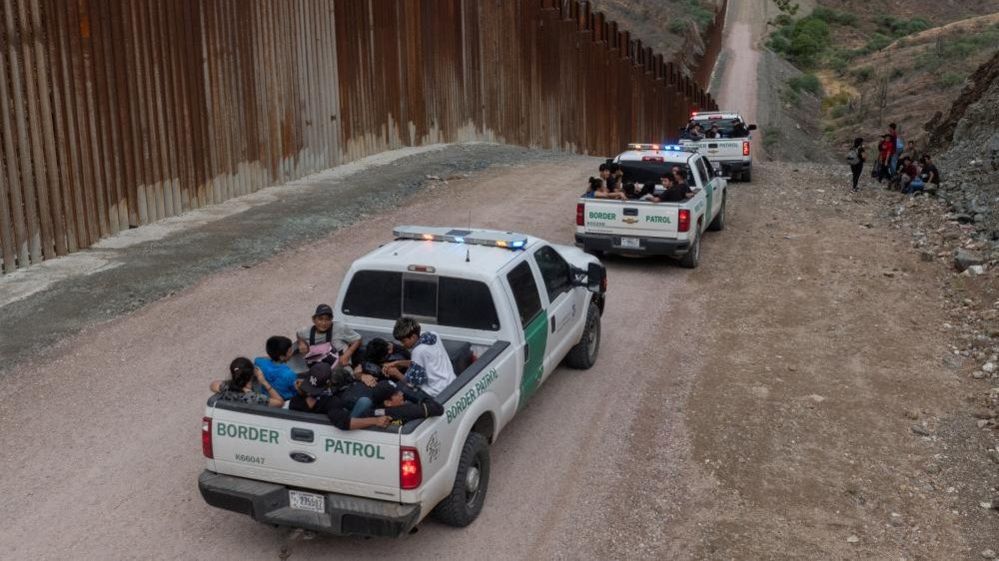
[
  {"xmin": 125, "ymin": 0, "xmax": 154, "ymax": 223},
  {"xmin": 199, "ymin": 0, "xmax": 220, "ymax": 203},
  {"xmin": 162, "ymin": 0, "xmax": 190, "ymax": 210},
  {"xmin": 85, "ymin": 0, "xmax": 120, "ymax": 236},
  {"xmin": 248, "ymin": 0, "xmax": 266, "ymax": 189},
  {"xmin": 4, "ymin": 0, "xmax": 43, "ymax": 262},
  {"xmin": 324, "ymin": 0, "xmax": 341, "ymax": 165},
  {"xmin": 223, "ymin": 0, "xmax": 242, "ymax": 197},
  {"xmin": 134, "ymin": 0, "xmax": 161, "ymax": 221},
  {"xmin": 75, "ymin": 0, "xmax": 111, "ymax": 239},
  {"xmin": 151, "ymin": 0, "xmax": 181, "ymax": 216},
  {"xmin": 210, "ymin": 0, "xmax": 232, "ymax": 201},
  {"xmin": 181, "ymin": 0, "xmax": 208, "ymax": 208},
  {"xmin": 94, "ymin": 0, "xmax": 129, "ymax": 230},
  {"xmin": 121, "ymin": 0, "xmax": 148, "ymax": 225},
  {"xmin": 39, "ymin": 0, "xmax": 76, "ymax": 252},
  {"xmin": 18, "ymin": 0, "xmax": 59, "ymax": 257},
  {"xmin": 0, "ymin": 2, "xmax": 29, "ymax": 269},
  {"xmin": 140, "ymin": 0, "xmax": 173, "ymax": 219},
  {"xmin": 106, "ymin": 0, "xmax": 135, "ymax": 227}
]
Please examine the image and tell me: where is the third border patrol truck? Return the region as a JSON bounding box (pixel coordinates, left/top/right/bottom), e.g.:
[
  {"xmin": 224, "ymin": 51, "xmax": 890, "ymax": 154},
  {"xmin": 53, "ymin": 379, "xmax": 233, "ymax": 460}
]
[{"xmin": 198, "ymin": 226, "xmax": 607, "ymax": 537}]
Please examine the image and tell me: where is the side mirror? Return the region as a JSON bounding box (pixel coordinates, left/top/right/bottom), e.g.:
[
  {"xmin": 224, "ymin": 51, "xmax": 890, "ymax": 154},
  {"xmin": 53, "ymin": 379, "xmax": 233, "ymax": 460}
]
[
  {"xmin": 748, "ymin": 124, "xmax": 758, "ymax": 131},
  {"xmin": 587, "ymin": 262, "xmax": 606, "ymax": 293},
  {"xmin": 715, "ymin": 169, "xmax": 725, "ymax": 177}
]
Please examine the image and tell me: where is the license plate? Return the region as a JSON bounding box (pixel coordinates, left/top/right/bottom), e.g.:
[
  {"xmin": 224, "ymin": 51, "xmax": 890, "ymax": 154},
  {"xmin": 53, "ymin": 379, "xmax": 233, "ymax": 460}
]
[
  {"xmin": 289, "ymin": 490, "xmax": 325, "ymax": 513},
  {"xmin": 620, "ymin": 237, "xmax": 640, "ymax": 249}
]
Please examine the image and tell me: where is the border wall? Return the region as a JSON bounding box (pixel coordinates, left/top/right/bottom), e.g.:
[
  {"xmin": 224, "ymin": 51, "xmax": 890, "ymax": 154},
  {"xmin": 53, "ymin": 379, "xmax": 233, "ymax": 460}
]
[{"xmin": 0, "ymin": 0, "xmax": 723, "ymax": 273}]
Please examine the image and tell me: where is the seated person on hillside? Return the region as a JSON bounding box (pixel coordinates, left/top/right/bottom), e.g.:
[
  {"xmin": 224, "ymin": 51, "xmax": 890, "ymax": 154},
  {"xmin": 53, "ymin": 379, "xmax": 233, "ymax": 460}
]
[
  {"xmin": 899, "ymin": 156, "xmax": 920, "ymax": 193},
  {"xmin": 919, "ymin": 154, "xmax": 940, "ymax": 186},
  {"xmin": 288, "ymin": 363, "xmax": 391, "ymax": 430},
  {"xmin": 393, "ymin": 317, "xmax": 456, "ymax": 398},
  {"xmin": 210, "ymin": 357, "xmax": 284, "ymax": 408}
]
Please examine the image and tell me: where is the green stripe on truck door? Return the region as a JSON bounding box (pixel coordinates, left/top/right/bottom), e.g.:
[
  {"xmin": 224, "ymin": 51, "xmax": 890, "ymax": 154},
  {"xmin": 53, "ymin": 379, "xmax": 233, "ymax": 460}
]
[{"xmin": 518, "ymin": 311, "xmax": 548, "ymax": 409}]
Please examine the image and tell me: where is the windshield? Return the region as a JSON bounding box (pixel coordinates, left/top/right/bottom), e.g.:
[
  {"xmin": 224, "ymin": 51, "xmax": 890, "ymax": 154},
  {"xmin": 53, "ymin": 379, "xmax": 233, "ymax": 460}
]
[{"xmin": 689, "ymin": 118, "xmax": 747, "ymax": 138}]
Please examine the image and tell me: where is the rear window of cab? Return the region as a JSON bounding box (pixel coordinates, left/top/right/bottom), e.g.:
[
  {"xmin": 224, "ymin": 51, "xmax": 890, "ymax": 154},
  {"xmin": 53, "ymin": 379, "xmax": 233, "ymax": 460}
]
[{"xmin": 342, "ymin": 270, "xmax": 501, "ymax": 331}]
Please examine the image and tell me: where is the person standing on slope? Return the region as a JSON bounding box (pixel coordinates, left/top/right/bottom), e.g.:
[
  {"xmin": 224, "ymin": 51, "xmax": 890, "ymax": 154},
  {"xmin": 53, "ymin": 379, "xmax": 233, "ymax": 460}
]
[{"xmin": 846, "ymin": 137, "xmax": 866, "ymax": 192}]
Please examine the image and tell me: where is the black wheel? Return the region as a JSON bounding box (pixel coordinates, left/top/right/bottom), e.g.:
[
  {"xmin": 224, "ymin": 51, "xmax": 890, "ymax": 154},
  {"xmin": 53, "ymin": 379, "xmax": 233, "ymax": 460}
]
[
  {"xmin": 708, "ymin": 196, "xmax": 726, "ymax": 231},
  {"xmin": 743, "ymin": 167, "xmax": 752, "ymax": 182},
  {"xmin": 431, "ymin": 432, "xmax": 490, "ymax": 527},
  {"xmin": 679, "ymin": 230, "xmax": 701, "ymax": 269},
  {"xmin": 565, "ymin": 302, "xmax": 601, "ymax": 369}
]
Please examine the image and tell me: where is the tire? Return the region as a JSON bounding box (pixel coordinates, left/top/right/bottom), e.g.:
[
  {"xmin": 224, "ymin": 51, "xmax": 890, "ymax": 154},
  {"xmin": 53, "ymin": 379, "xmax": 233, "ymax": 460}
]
[
  {"xmin": 565, "ymin": 302, "xmax": 601, "ymax": 369},
  {"xmin": 431, "ymin": 432, "xmax": 490, "ymax": 527},
  {"xmin": 743, "ymin": 167, "xmax": 752, "ymax": 182},
  {"xmin": 679, "ymin": 230, "xmax": 701, "ymax": 269},
  {"xmin": 708, "ymin": 196, "xmax": 726, "ymax": 231}
]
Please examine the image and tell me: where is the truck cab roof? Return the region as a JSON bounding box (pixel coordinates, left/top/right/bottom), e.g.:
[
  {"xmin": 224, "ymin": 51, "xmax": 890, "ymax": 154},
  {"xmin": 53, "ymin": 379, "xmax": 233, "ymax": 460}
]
[
  {"xmin": 614, "ymin": 146, "xmax": 696, "ymax": 165},
  {"xmin": 353, "ymin": 226, "xmax": 543, "ymax": 280}
]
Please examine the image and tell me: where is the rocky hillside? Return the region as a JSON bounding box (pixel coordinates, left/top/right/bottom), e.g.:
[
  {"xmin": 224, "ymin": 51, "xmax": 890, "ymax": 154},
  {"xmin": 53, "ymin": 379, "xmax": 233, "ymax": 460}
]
[
  {"xmin": 585, "ymin": 0, "xmax": 721, "ymax": 74},
  {"xmin": 932, "ymin": 50, "xmax": 999, "ymax": 250}
]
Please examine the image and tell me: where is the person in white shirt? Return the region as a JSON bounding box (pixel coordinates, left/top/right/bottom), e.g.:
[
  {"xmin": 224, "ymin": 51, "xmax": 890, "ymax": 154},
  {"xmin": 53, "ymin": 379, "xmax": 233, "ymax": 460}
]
[{"xmin": 392, "ymin": 317, "xmax": 456, "ymax": 397}]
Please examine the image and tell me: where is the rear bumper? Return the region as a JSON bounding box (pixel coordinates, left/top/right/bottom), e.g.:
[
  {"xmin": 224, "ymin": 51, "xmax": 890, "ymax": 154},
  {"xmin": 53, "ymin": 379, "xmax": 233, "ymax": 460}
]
[
  {"xmin": 575, "ymin": 232, "xmax": 690, "ymax": 256},
  {"xmin": 198, "ymin": 471, "xmax": 420, "ymax": 538},
  {"xmin": 717, "ymin": 160, "xmax": 751, "ymax": 173}
]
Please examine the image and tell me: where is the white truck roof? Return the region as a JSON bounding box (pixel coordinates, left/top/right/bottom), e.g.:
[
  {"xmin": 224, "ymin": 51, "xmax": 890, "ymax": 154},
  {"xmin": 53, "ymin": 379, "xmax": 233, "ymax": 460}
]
[
  {"xmin": 690, "ymin": 112, "xmax": 743, "ymax": 120},
  {"xmin": 615, "ymin": 145, "xmax": 697, "ymax": 164},
  {"xmin": 354, "ymin": 226, "xmax": 542, "ymax": 278}
]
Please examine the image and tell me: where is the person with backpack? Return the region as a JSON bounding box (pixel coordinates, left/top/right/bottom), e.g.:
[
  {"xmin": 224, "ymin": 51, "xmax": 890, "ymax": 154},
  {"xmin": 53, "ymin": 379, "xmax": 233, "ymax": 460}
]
[
  {"xmin": 296, "ymin": 304, "xmax": 362, "ymax": 368},
  {"xmin": 888, "ymin": 123, "xmax": 902, "ymax": 178},
  {"xmin": 847, "ymin": 137, "xmax": 866, "ymax": 192}
]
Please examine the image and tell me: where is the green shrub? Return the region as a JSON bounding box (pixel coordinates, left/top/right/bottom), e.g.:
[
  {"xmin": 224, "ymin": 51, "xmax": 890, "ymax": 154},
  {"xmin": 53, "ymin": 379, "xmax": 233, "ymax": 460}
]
[
  {"xmin": 938, "ymin": 72, "xmax": 964, "ymax": 88},
  {"xmin": 669, "ymin": 19, "xmax": 687, "ymax": 34},
  {"xmin": 829, "ymin": 103, "xmax": 850, "ymax": 119},
  {"xmin": 767, "ymin": 14, "xmax": 831, "ymax": 67},
  {"xmin": 863, "ymin": 33, "xmax": 893, "ymax": 54},
  {"xmin": 876, "ymin": 15, "xmax": 932, "ymax": 37},
  {"xmin": 787, "ymin": 73, "xmax": 822, "ymax": 95},
  {"xmin": 812, "ymin": 7, "xmax": 858, "ymax": 26},
  {"xmin": 853, "ymin": 66, "xmax": 873, "ymax": 82},
  {"xmin": 890, "ymin": 67, "xmax": 905, "ymax": 80}
]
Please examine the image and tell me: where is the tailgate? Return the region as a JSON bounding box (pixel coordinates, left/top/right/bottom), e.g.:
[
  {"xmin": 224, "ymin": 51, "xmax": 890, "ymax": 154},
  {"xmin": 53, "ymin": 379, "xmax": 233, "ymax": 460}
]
[
  {"xmin": 701, "ymin": 140, "xmax": 742, "ymax": 160},
  {"xmin": 581, "ymin": 200, "xmax": 679, "ymax": 237},
  {"xmin": 208, "ymin": 406, "xmax": 401, "ymax": 501}
]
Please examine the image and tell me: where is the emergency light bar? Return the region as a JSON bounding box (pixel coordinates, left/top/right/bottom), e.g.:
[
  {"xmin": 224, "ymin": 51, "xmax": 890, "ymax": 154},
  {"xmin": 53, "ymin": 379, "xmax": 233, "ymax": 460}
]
[
  {"xmin": 393, "ymin": 226, "xmax": 528, "ymax": 250},
  {"xmin": 627, "ymin": 143, "xmax": 695, "ymax": 153}
]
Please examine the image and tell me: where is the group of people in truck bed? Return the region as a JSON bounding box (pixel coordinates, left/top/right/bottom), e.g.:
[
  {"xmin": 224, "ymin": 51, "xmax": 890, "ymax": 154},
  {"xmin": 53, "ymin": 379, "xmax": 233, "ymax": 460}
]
[
  {"xmin": 209, "ymin": 305, "xmax": 452, "ymax": 430},
  {"xmin": 584, "ymin": 162, "xmax": 695, "ymax": 203}
]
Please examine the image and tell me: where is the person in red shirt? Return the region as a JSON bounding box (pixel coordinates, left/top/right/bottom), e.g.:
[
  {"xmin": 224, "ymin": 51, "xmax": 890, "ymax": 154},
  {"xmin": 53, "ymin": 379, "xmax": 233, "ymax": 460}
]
[{"xmin": 877, "ymin": 135, "xmax": 893, "ymax": 183}]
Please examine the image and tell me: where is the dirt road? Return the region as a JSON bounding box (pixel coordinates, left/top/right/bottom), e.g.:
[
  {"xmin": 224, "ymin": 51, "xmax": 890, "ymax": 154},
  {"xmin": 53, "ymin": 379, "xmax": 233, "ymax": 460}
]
[{"xmin": 2, "ymin": 3, "xmax": 996, "ymax": 560}]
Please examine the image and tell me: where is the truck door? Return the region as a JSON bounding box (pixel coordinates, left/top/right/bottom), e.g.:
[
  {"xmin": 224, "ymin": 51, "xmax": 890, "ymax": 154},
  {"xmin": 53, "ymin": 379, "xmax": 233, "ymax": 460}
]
[
  {"xmin": 505, "ymin": 260, "xmax": 547, "ymax": 409},
  {"xmin": 697, "ymin": 158, "xmax": 722, "ymax": 224},
  {"xmin": 532, "ymin": 245, "xmax": 579, "ymax": 377}
]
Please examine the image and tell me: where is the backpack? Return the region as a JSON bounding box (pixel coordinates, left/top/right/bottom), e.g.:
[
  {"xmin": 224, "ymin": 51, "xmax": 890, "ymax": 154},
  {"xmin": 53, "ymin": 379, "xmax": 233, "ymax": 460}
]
[
  {"xmin": 846, "ymin": 148, "xmax": 860, "ymax": 165},
  {"xmin": 305, "ymin": 327, "xmax": 338, "ymax": 366}
]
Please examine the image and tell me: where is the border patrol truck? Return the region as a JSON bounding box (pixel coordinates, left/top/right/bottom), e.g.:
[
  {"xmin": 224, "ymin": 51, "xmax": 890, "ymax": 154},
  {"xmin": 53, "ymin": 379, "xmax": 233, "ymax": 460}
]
[
  {"xmin": 198, "ymin": 226, "xmax": 607, "ymax": 537},
  {"xmin": 574, "ymin": 144, "xmax": 728, "ymax": 268},
  {"xmin": 679, "ymin": 111, "xmax": 757, "ymax": 182}
]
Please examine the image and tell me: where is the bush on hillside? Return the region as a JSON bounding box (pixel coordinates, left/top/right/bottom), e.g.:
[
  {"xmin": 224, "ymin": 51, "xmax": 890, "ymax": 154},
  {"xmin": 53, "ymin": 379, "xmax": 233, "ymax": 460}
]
[
  {"xmin": 768, "ymin": 16, "xmax": 831, "ymax": 68},
  {"xmin": 876, "ymin": 15, "xmax": 932, "ymax": 38},
  {"xmin": 811, "ymin": 7, "xmax": 858, "ymax": 26},
  {"xmin": 787, "ymin": 73, "xmax": 822, "ymax": 95}
]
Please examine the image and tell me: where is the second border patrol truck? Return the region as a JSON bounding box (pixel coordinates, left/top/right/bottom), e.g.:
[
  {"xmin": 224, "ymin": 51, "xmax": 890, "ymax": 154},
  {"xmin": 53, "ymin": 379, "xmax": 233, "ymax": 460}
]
[
  {"xmin": 575, "ymin": 143, "xmax": 728, "ymax": 268},
  {"xmin": 198, "ymin": 226, "xmax": 607, "ymax": 537}
]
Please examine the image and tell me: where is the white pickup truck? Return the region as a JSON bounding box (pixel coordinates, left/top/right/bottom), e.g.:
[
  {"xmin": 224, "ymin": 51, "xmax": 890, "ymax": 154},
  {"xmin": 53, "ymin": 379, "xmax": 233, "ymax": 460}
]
[
  {"xmin": 574, "ymin": 144, "xmax": 727, "ymax": 268},
  {"xmin": 679, "ymin": 111, "xmax": 757, "ymax": 182},
  {"xmin": 199, "ymin": 226, "xmax": 607, "ymax": 537}
]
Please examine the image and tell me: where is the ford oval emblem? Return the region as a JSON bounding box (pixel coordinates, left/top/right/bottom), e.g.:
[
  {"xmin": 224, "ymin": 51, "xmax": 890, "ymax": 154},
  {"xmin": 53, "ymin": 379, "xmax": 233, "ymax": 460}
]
[{"xmin": 290, "ymin": 451, "xmax": 317, "ymax": 464}]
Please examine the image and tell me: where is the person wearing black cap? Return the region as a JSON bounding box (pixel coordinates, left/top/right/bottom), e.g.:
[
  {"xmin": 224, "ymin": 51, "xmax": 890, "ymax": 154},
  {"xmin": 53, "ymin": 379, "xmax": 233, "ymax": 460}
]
[
  {"xmin": 288, "ymin": 363, "xmax": 391, "ymax": 430},
  {"xmin": 296, "ymin": 303, "xmax": 362, "ymax": 368}
]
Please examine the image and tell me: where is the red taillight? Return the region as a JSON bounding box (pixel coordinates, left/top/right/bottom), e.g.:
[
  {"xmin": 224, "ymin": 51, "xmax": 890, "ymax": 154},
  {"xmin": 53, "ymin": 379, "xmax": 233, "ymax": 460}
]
[
  {"xmin": 576, "ymin": 203, "xmax": 584, "ymax": 226},
  {"xmin": 743, "ymin": 141, "xmax": 750, "ymax": 156},
  {"xmin": 202, "ymin": 417, "xmax": 214, "ymax": 459},
  {"xmin": 400, "ymin": 447, "xmax": 422, "ymax": 489},
  {"xmin": 641, "ymin": 156, "xmax": 664, "ymax": 162},
  {"xmin": 678, "ymin": 209, "xmax": 690, "ymax": 233}
]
